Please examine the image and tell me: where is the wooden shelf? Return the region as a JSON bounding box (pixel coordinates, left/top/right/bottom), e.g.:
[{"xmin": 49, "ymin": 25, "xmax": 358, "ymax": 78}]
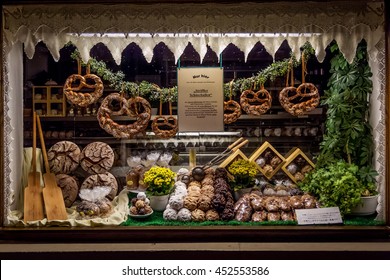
[{"xmin": 32, "ymin": 86, "xmax": 66, "ymax": 117}]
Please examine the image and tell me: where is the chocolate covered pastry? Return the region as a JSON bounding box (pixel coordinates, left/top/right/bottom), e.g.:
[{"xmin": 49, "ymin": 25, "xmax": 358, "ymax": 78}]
[
  {"xmin": 177, "ymin": 208, "xmax": 192, "ymax": 221},
  {"xmin": 290, "ymin": 195, "xmax": 304, "ymax": 209},
  {"xmin": 265, "ymin": 197, "xmax": 279, "ymax": 212},
  {"xmin": 205, "ymin": 209, "xmax": 220, "ymax": 221},
  {"xmin": 301, "ymin": 164, "xmax": 313, "ymax": 175},
  {"xmin": 267, "ymin": 211, "xmax": 281, "ymax": 221},
  {"xmin": 198, "ymin": 195, "xmax": 212, "ymax": 212},
  {"xmin": 249, "ymin": 193, "xmax": 264, "ymax": 211},
  {"xmin": 270, "ymin": 156, "xmax": 282, "ymax": 168},
  {"xmin": 279, "ymin": 197, "xmax": 292, "ymax": 211},
  {"xmin": 191, "ymin": 209, "xmax": 206, "ymax": 222},
  {"xmin": 302, "ymin": 194, "xmax": 317, "ymax": 209},
  {"xmin": 251, "ymin": 210, "xmax": 268, "ymax": 222},
  {"xmin": 280, "ymin": 211, "xmax": 294, "ymax": 221},
  {"xmin": 234, "ymin": 195, "xmax": 252, "ymax": 222},
  {"xmin": 163, "ymin": 208, "xmax": 178, "ymax": 221},
  {"xmin": 183, "ymin": 196, "xmax": 198, "ymax": 211}
]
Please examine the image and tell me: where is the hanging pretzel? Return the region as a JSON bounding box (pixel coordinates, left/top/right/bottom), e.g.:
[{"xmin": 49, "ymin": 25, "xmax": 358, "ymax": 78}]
[
  {"xmin": 97, "ymin": 91, "xmax": 151, "ymax": 138},
  {"xmin": 224, "ymin": 80, "xmax": 242, "ymax": 124},
  {"xmin": 240, "ymin": 80, "xmax": 272, "ymax": 116},
  {"xmin": 64, "ymin": 59, "xmax": 104, "ymax": 107},
  {"xmin": 152, "ymin": 88, "xmax": 178, "ymax": 139},
  {"xmin": 279, "ymin": 55, "xmax": 320, "ymax": 116}
]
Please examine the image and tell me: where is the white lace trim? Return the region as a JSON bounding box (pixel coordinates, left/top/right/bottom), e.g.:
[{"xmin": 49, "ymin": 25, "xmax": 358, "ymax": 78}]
[{"xmin": 3, "ymin": 2, "xmax": 385, "ymax": 63}]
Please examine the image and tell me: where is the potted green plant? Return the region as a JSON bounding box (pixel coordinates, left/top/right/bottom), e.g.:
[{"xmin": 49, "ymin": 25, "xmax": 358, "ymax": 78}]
[
  {"xmin": 312, "ymin": 40, "xmax": 378, "ymax": 215},
  {"xmin": 227, "ymin": 159, "xmax": 258, "ymax": 200},
  {"xmin": 143, "ymin": 166, "xmax": 176, "ymax": 211},
  {"xmin": 299, "ymin": 161, "xmax": 377, "ymax": 216}
]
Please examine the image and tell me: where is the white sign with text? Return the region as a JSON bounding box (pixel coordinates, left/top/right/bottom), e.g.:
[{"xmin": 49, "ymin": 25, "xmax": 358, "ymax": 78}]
[
  {"xmin": 295, "ymin": 207, "xmax": 343, "ymax": 225},
  {"xmin": 177, "ymin": 67, "xmax": 224, "ymax": 132}
]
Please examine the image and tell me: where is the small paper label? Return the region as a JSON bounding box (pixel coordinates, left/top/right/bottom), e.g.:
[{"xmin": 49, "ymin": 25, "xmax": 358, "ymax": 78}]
[{"xmin": 295, "ymin": 207, "xmax": 343, "ymax": 225}]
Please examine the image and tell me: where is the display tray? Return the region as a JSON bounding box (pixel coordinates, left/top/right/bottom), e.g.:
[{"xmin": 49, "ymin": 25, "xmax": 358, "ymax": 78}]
[
  {"xmin": 122, "ymin": 211, "xmax": 384, "ymax": 227},
  {"xmin": 128, "ymin": 210, "xmax": 154, "ymax": 219}
]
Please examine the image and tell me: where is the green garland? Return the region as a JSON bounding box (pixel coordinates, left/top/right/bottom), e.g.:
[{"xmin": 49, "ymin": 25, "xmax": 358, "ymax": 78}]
[{"xmin": 70, "ymin": 42, "xmax": 314, "ymax": 102}]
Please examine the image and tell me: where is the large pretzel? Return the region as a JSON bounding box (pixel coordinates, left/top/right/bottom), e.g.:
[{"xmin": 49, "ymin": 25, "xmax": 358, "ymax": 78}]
[
  {"xmin": 224, "ymin": 100, "xmax": 242, "ymax": 124},
  {"xmin": 97, "ymin": 93, "xmax": 151, "ymax": 138},
  {"xmin": 64, "ymin": 62, "xmax": 104, "ymax": 107},
  {"xmin": 240, "ymin": 88, "xmax": 272, "ymax": 116},
  {"xmin": 279, "ymin": 83, "xmax": 320, "ymax": 116},
  {"xmin": 151, "ymin": 89, "xmax": 178, "ymax": 139},
  {"xmin": 152, "ymin": 116, "xmax": 178, "ymax": 138}
]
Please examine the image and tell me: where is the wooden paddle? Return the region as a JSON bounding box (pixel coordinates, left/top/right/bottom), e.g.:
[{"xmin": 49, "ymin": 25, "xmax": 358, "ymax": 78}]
[
  {"xmin": 24, "ymin": 112, "xmax": 44, "ymax": 222},
  {"xmin": 36, "ymin": 115, "xmax": 68, "ymax": 220}
]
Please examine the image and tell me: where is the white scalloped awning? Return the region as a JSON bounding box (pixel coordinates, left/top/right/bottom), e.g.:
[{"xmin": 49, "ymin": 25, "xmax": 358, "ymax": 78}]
[{"xmin": 2, "ymin": 1, "xmax": 385, "ymax": 64}]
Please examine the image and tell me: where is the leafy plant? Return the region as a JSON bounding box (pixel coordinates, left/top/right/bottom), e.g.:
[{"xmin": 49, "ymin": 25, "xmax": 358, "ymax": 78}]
[
  {"xmin": 317, "ymin": 41, "xmax": 374, "ymax": 168},
  {"xmin": 298, "ymin": 161, "xmax": 375, "ymax": 216}
]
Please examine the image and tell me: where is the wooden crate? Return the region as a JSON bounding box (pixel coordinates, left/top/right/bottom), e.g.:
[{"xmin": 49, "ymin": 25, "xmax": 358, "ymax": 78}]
[
  {"xmin": 282, "ymin": 147, "xmax": 315, "ymax": 183},
  {"xmin": 249, "ymin": 141, "xmax": 285, "ymax": 180}
]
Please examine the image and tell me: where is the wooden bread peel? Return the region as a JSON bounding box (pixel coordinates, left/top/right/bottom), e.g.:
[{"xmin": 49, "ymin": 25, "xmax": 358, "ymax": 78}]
[
  {"xmin": 36, "ymin": 114, "xmax": 68, "ymax": 220},
  {"xmin": 24, "ymin": 112, "xmax": 44, "ymax": 222}
]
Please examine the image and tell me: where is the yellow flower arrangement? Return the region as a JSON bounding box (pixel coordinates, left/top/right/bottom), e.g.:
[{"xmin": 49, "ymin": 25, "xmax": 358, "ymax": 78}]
[
  {"xmin": 143, "ymin": 166, "xmax": 176, "ymax": 196},
  {"xmin": 228, "ymin": 159, "xmax": 258, "ymax": 191}
]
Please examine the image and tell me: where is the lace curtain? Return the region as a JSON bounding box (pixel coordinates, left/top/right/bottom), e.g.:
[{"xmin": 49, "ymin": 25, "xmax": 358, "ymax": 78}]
[
  {"xmin": 3, "ymin": 2, "xmax": 385, "ymax": 63},
  {"xmin": 1, "ymin": 1, "xmax": 387, "ymax": 223}
]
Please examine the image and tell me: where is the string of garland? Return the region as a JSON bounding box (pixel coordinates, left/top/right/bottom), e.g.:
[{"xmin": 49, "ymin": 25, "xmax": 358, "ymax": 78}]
[{"xmin": 70, "ymin": 42, "xmax": 314, "ymax": 103}]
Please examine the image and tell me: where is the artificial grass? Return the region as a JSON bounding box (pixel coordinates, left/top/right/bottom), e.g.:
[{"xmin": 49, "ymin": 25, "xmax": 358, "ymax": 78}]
[{"xmin": 121, "ymin": 210, "xmax": 384, "ymax": 227}]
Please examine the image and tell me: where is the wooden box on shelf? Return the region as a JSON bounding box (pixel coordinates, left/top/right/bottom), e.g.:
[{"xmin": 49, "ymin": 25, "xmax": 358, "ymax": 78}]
[
  {"xmin": 249, "ymin": 141, "xmax": 285, "ymax": 180},
  {"xmin": 32, "ymin": 86, "xmax": 66, "ymax": 117},
  {"xmin": 219, "ymin": 149, "xmax": 249, "ymax": 179},
  {"xmin": 282, "ymin": 147, "xmax": 315, "ymax": 183}
]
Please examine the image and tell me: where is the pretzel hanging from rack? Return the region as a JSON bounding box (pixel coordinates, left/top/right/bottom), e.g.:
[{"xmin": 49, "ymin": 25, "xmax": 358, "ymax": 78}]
[
  {"xmin": 97, "ymin": 86, "xmax": 151, "ymax": 138},
  {"xmin": 64, "ymin": 59, "xmax": 104, "ymax": 107},
  {"xmin": 224, "ymin": 79, "xmax": 242, "ymax": 124},
  {"xmin": 279, "ymin": 54, "xmax": 320, "ymax": 116},
  {"xmin": 240, "ymin": 80, "xmax": 272, "ymax": 116},
  {"xmin": 152, "ymin": 87, "xmax": 178, "ymax": 139}
]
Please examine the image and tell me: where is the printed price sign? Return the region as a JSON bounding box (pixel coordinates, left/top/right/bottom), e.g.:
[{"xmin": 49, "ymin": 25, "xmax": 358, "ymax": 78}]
[
  {"xmin": 295, "ymin": 207, "xmax": 343, "ymax": 225},
  {"xmin": 177, "ymin": 67, "xmax": 224, "ymax": 132}
]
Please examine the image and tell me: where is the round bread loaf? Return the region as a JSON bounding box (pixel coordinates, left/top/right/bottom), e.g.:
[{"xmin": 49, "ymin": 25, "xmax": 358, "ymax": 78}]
[
  {"xmin": 47, "ymin": 141, "xmax": 81, "ymax": 174},
  {"xmin": 80, "ymin": 172, "xmax": 118, "ymax": 200},
  {"xmin": 55, "ymin": 174, "xmax": 79, "ymax": 208},
  {"xmin": 80, "ymin": 142, "xmax": 114, "ymax": 174}
]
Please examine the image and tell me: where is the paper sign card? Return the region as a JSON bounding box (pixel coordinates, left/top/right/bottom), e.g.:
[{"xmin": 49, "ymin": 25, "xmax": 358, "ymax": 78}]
[
  {"xmin": 177, "ymin": 67, "xmax": 224, "ymax": 132},
  {"xmin": 295, "ymin": 207, "xmax": 343, "ymax": 225}
]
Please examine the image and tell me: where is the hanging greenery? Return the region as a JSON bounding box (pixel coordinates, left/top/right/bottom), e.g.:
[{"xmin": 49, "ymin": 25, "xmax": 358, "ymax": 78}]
[{"xmin": 69, "ymin": 42, "xmax": 314, "ymax": 102}]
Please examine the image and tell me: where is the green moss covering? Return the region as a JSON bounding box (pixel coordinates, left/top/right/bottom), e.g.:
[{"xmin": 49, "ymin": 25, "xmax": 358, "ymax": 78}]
[{"xmin": 121, "ymin": 210, "xmax": 384, "ymax": 227}]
